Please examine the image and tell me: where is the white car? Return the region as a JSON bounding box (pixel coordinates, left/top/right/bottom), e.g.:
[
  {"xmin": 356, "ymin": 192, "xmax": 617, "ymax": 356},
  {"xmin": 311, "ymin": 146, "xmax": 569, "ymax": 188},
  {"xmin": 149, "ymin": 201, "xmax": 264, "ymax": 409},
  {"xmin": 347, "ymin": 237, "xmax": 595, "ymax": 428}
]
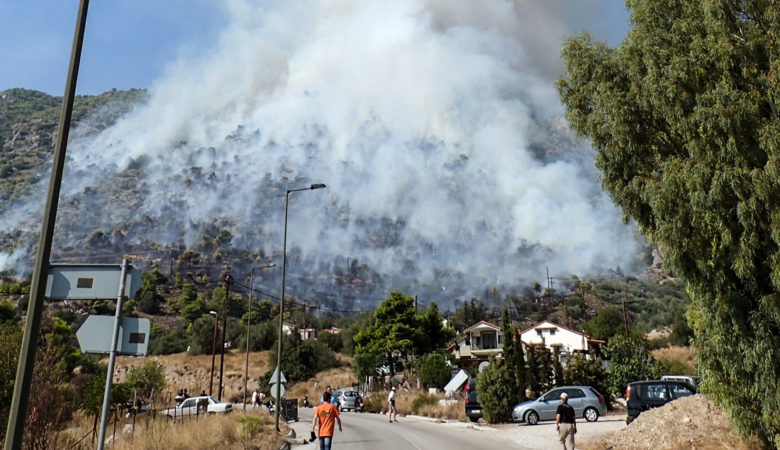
[{"xmin": 161, "ymin": 395, "xmax": 232, "ymax": 419}]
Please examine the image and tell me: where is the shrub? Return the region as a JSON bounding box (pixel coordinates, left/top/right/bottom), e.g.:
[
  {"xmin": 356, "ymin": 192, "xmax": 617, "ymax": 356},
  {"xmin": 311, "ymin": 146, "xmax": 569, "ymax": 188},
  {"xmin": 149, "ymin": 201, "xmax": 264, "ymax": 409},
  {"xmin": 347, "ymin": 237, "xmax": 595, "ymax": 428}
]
[
  {"xmin": 416, "ymin": 353, "xmax": 451, "ymax": 390},
  {"xmin": 475, "ymin": 359, "xmax": 515, "ymax": 424},
  {"xmin": 411, "ymin": 393, "xmax": 438, "ymax": 414},
  {"xmin": 563, "ymin": 355, "xmax": 612, "ymax": 409},
  {"xmin": 604, "ymin": 335, "xmax": 662, "ymax": 397}
]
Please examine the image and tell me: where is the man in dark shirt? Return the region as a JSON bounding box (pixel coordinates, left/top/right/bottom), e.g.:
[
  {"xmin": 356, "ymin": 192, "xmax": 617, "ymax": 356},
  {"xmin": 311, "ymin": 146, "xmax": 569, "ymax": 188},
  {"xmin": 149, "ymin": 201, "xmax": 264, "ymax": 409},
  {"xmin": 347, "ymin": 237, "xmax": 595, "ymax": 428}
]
[{"xmin": 555, "ymin": 392, "xmax": 576, "ymax": 450}]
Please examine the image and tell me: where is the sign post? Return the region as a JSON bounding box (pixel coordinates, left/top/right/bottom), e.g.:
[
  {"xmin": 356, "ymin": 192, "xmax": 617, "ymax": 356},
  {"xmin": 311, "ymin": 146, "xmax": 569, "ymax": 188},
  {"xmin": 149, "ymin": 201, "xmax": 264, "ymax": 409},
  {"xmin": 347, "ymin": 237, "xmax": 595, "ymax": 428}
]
[{"xmin": 97, "ymin": 258, "xmax": 128, "ymax": 450}]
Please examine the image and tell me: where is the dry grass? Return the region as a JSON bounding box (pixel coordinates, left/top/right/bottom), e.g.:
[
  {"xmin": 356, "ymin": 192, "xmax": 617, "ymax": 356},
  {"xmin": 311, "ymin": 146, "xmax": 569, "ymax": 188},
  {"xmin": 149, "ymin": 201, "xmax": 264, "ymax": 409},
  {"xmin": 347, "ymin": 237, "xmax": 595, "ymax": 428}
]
[
  {"xmin": 59, "ymin": 411, "xmax": 287, "ymax": 450},
  {"xmin": 652, "ymin": 345, "xmax": 697, "ymax": 374},
  {"xmin": 111, "ymin": 351, "xmax": 275, "ymax": 406},
  {"xmin": 286, "ymin": 365, "xmax": 358, "ymax": 403}
]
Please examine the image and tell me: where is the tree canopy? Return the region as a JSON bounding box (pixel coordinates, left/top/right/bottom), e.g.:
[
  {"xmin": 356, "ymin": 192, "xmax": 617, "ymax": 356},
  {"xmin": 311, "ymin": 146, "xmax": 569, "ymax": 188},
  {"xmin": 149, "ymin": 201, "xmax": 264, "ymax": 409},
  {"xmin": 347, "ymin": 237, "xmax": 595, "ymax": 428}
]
[{"xmin": 558, "ymin": 1, "xmax": 780, "ymax": 446}]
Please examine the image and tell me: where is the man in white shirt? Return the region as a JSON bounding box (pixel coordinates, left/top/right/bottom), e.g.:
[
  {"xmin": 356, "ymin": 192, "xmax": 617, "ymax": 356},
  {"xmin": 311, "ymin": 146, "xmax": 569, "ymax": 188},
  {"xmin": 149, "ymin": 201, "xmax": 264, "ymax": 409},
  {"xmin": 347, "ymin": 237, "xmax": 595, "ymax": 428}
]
[{"xmin": 387, "ymin": 387, "xmax": 397, "ymax": 422}]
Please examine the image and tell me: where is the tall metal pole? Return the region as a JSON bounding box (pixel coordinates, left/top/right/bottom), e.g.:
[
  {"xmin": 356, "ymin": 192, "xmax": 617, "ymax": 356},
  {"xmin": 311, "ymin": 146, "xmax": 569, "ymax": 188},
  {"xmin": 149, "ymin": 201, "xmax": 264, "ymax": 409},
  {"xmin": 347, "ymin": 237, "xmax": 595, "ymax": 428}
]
[
  {"xmin": 275, "ymin": 190, "xmax": 291, "ymax": 431},
  {"xmin": 209, "ymin": 311, "xmax": 218, "ymax": 396},
  {"xmin": 4, "ymin": 2, "xmax": 89, "ymax": 448},
  {"xmin": 97, "ymin": 259, "xmax": 129, "ymax": 450},
  {"xmin": 218, "ymin": 274, "xmax": 232, "ymax": 401},
  {"xmin": 243, "ymin": 268, "xmax": 254, "ymax": 411},
  {"xmin": 275, "ymin": 184, "xmax": 325, "ymax": 431}
]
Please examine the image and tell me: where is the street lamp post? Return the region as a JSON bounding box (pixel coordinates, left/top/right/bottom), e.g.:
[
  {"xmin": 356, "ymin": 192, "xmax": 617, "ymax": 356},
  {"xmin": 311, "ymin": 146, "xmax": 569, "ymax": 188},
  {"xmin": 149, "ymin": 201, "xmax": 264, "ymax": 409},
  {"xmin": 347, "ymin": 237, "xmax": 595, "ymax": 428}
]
[
  {"xmin": 275, "ymin": 183, "xmax": 326, "ymax": 431},
  {"xmin": 244, "ymin": 263, "xmax": 276, "ymax": 410}
]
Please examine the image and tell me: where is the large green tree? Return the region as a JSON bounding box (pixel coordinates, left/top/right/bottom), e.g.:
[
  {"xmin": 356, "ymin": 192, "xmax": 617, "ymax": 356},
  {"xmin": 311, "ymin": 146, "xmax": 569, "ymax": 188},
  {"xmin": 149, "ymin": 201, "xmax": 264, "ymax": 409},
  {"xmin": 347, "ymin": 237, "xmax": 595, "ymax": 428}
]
[
  {"xmin": 558, "ymin": 2, "xmax": 780, "ymax": 445},
  {"xmin": 354, "ymin": 292, "xmax": 417, "ymax": 378}
]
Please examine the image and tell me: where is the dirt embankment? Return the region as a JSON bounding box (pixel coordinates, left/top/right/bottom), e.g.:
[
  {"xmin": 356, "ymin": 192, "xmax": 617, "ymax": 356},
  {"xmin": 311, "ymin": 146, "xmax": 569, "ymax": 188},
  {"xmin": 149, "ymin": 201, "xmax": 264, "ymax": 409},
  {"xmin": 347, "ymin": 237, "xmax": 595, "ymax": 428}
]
[{"xmin": 583, "ymin": 395, "xmax": 763, "ymax": 450}]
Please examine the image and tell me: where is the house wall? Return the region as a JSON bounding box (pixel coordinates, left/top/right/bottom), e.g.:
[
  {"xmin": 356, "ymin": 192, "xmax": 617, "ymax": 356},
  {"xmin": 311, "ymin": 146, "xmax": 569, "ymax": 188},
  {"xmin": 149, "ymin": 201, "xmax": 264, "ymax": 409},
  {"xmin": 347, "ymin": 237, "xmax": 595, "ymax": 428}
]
[{"xmin": 520, "ymin": 326, "xmax": 588, "ymax": 353}]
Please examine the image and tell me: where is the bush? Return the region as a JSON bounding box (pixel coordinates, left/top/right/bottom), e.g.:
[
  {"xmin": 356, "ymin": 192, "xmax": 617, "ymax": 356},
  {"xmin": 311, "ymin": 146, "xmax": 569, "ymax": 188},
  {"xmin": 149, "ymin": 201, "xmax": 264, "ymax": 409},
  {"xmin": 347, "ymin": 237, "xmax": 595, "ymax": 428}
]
[
  {"xmin": 563, "ymin": 355, "xmax": 612, "ymax": 410},
  {"xmin": 125, "ymin": 361, "xmax": 167, "ymax": 395},
  {"xmin": 265, "ymin": 339, "xmax": 341, "ymax": 384},
  {"xmin": 411, "ymin": 393, "xmax": 438, "ymax": 414},
  {"xmin": 604, "ymin": 336, "xmax": 662, "ymax": 397},
  {"xmin": 475, "ymin": 359, "xmax": 515, "ymax": 424},
  {"xmin": 416, "ymin": 353, "xmax": 451, "ymax": 390}
]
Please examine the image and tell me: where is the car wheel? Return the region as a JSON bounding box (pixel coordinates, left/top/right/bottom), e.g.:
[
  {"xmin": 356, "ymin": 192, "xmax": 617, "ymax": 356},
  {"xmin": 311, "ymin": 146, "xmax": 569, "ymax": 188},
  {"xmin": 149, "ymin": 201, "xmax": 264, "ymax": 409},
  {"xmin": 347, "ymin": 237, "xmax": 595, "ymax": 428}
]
[
  {"xmin": 208, "ymin": 411, "xmax": 215, "ymax": 416},
  {"xmin": 526, "ymin": 411, "xmax": 539, "ymax": 425},
  {"xmin": 584, "ymin": 407, "xmax": 599, "ymax": 422}
]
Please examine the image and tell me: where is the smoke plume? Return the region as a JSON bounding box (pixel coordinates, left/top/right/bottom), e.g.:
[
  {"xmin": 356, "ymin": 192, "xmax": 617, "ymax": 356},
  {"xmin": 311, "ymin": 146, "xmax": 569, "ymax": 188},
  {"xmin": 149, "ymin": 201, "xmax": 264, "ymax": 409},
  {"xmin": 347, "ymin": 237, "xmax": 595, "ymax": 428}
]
[{"xmin": 2, "ymin": 0, "xmax": 637, "ymax": 306}]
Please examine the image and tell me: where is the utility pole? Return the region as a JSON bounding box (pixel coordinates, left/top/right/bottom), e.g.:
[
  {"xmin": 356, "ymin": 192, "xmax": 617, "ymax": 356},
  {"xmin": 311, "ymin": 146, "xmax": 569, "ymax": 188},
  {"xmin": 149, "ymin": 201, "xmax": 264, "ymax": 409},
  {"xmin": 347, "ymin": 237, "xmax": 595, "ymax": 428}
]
[
  {"xmin": 218, "ymin": 273, "xmax": 232, "ymax": 400},
  {"xmin": 209, "ymin": 311, "xmax": 218, "ymax": 396},
  {"xmin": 622, "ymin": 289, "xmax": 630, "ymax": 337},
  {"xmin": 5, "ymin": 2, "xmax": 89, "ymax": 448}
]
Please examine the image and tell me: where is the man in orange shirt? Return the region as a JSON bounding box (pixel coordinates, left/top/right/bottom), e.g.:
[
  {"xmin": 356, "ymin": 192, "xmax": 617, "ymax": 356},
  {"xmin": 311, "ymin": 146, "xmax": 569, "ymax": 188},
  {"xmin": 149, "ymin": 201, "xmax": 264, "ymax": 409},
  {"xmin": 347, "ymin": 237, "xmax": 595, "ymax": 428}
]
[{"xmin": 312, "ymin": 391, "xmax": 342, "ymax": 450}]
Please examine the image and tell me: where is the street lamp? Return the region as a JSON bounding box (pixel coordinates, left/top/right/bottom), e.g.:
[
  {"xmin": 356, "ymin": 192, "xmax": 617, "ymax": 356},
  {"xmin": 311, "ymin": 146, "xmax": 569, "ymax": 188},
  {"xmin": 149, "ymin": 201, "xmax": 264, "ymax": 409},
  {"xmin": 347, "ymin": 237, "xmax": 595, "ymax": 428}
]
[
  {"xmin": 276, "ymin": 183, "xmax": 326, "ymax": 431},
  {"xmin": 244, "ymin": 263, "xmax": 276, "ymax": 410},
  {"xmin": 208, "ymin": 310, "xmax": 218, "ymax": 396}
]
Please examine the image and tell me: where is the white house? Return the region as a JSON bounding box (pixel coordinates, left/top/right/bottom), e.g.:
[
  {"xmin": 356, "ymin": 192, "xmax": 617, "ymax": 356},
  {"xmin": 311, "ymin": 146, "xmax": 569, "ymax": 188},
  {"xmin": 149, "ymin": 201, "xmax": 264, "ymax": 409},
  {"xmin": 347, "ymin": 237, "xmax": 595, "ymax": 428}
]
[
  {"xmin": 449, "ymin": 320, "xmax": 504, "ymax": 360},
  {"xmin": 519, "ymin": 320, "xmax": 603, "ymax": 360}
]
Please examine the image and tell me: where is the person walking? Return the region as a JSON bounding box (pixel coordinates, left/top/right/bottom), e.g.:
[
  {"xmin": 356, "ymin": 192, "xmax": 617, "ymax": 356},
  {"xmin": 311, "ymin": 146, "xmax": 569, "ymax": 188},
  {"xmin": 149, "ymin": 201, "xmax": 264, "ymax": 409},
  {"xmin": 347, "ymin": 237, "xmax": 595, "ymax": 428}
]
[
  {"xmin": 312, "ymin": 390, "xmax": 342, "ymax": 450},
  {"xmin": 555, "ymin": 392, "xmax": 576, "ymax": 450},
  {"xmin": 321, "ymin": 386, "xmax": 333, "ymax": 404},
  {"xmin": 252, "ymin": 389, "xmax": 260, "ymax": 411},
  {"xmin": 387, "ymin": 387, "xmax": 397, "ymax": 422}
]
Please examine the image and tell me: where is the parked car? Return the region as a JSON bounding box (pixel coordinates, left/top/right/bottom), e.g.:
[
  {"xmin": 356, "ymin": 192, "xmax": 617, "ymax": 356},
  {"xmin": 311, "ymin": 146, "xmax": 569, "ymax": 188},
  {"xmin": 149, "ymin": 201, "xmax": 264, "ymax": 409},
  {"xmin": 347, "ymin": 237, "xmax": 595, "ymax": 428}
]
[
  {"xmin": 626, "ymin": 380, "xmax": 696, "ymax": 424},
  {"xmin": 160, "ymin": 395, "xmax": 232, "ymax": 419},
  {"xmin": 465, "ymin": 390, "xmax": 482, "ymax": 422},
  {"xmin": 511, "ymin": 386, "xmax": 606, "ymax": 425},
  {"xmin": 334, "ymin": 389, "xmax": 361, "ymax": 412}
]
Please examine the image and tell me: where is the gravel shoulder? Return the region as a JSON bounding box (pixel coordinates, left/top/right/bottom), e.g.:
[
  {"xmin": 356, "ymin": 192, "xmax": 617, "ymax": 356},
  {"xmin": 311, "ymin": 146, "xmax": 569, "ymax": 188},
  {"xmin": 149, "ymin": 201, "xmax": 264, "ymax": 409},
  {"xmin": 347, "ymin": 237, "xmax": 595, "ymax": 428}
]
[{"xmin": 488, "ymin": 413, "xmax": 626, "ymax": 449}]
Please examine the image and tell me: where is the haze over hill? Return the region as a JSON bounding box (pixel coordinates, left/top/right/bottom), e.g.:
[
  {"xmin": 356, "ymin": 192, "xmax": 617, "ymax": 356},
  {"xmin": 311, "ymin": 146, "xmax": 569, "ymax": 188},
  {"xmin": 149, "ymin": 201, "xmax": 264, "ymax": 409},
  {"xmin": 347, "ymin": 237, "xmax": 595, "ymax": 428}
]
[{"xmin": 0, "ymin": 0, "xmax": 641, "ymax": 309}]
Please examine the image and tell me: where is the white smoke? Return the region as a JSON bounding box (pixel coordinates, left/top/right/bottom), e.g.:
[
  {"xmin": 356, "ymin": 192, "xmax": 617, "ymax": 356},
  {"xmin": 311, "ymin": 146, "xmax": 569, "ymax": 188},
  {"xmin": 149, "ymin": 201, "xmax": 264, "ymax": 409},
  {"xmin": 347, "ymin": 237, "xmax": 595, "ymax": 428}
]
[{"xmin": 3, "ymin": 0, "xmax": 638, "ymax": 300}]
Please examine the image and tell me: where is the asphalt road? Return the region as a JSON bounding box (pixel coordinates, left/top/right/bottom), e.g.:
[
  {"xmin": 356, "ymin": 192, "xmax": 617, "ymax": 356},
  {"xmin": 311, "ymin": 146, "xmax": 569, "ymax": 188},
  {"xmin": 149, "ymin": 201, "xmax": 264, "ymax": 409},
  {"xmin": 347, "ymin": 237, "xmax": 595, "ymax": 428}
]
[
  {"xmin": 285, "ymin": 407, "xmax": 626, "ymax": 450},
  {"xmin": 289, "ymin": 408, "xmax": 517, "ymax": 450}
]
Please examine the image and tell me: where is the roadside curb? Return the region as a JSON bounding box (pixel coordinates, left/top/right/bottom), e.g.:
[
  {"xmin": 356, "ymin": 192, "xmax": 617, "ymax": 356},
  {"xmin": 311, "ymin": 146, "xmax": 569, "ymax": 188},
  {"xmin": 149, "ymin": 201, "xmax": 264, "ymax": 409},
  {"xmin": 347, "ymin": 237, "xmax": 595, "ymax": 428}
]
[{"xmin": 402, "ymin": 414, "xmax": 495, "ymax": 431}]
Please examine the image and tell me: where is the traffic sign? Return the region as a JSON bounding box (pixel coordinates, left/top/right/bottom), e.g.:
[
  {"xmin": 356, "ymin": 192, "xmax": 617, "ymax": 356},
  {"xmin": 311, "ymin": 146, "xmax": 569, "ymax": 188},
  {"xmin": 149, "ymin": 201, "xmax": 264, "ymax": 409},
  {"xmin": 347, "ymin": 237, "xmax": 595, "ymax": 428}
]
[
  {"xmin": 76, "ymin": 315, "xmax": 150, "ymax": 356},
  {"xmin": 270, "ymin": 382, "xmax": 285, "ymax": 399},
  {"xmin": 269, "ymin": 367, "xmax": 287, "ymax": 384},
  {"xmin": 45, "ymin": 263, "xmax": 142, "ymax": 300}
]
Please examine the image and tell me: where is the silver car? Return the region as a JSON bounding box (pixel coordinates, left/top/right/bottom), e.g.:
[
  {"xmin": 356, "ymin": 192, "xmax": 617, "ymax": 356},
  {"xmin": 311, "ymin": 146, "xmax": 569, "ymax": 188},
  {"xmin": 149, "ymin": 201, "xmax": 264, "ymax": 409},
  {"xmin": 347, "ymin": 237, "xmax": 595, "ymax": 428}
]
[
  {"xmin": 334, "ymin": 389, "xmax": 360, "ymax": 411},
  {"xmin": 512, "ymin": 386, "xmax": 606, "ymax": 425}
]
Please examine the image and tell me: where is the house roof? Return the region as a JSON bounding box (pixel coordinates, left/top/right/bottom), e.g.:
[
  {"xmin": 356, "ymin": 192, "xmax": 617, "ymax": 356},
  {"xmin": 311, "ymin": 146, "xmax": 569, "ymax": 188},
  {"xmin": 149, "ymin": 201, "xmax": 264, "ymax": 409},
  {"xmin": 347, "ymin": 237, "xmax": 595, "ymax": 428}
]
[{"xmin": 463, "ymin": 320, "xmax": 501, "ymax": 334}]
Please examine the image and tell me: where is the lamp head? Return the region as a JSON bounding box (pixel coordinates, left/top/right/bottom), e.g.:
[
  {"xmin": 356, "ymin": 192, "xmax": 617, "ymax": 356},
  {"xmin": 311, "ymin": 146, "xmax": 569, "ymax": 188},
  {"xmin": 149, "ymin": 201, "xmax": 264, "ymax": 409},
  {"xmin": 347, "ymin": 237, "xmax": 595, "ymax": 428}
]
[{"xmin": 310, "ymin": 183, "xmax": 326, "ymax": 190}]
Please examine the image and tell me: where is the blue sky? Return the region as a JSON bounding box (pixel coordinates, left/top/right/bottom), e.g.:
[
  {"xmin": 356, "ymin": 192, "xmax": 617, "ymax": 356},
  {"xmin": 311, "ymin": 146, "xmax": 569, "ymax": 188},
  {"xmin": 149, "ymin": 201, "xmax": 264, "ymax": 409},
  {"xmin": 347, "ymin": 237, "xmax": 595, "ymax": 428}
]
[
  {"xmin": 0, "ymin": 1, "xmax": 630, "ymax": 96},
  {"xmin": 0, "ymin": 0, "xmax": 228, "ymax": 95}
]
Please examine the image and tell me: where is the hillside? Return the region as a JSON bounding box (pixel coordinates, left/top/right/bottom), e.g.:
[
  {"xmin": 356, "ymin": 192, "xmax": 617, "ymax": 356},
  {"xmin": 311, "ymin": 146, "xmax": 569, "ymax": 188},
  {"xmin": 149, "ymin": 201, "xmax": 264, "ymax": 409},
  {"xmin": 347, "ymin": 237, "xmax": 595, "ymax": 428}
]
[{"xmin": 0, "ymin": 85, "xmax": 646, "ymax": 313}]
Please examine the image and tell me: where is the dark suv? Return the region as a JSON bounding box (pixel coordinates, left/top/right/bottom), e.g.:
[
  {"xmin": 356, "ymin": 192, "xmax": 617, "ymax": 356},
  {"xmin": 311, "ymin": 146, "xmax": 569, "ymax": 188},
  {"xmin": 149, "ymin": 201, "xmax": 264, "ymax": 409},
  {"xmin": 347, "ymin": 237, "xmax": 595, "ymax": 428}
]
[
  {"xmin": 626, "ymin": 380, "xmax": 696, "ymax": 423},
  {"xmin": 465, "ymin": 390, "xmax": 482, "ymax": 422}
]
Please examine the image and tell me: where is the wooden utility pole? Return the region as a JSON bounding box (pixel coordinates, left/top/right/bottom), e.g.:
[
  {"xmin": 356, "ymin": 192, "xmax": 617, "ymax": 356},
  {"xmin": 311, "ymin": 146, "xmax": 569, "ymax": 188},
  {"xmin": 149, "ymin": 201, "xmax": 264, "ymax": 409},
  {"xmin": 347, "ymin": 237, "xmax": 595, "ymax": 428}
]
[{"xmin": 622, "ymin": 289, "xmax": 630, "ymax": 337}]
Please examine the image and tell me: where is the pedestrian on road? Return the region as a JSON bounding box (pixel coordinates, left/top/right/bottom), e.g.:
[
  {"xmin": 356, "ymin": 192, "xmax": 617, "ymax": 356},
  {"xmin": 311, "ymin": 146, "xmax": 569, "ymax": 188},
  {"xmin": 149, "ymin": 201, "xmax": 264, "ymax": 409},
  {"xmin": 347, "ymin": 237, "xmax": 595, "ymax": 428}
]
[
  {"xmin": 321, "ymin": 386, "xmax": 332, "ymax": 404},
  {"xmin": 555, "ymin": 392, "xmax": 576, "ymax": 450},
  {"xmin": 387, "ymin": 386, "xmax": 397, "ymax": 422},
  {"xmin": 252, "ymin": 389, "xmax": 260, "ymax": 410},
  {"xmin": 312, "ymin": 390, "xmax": 342, "ymax": 450}
]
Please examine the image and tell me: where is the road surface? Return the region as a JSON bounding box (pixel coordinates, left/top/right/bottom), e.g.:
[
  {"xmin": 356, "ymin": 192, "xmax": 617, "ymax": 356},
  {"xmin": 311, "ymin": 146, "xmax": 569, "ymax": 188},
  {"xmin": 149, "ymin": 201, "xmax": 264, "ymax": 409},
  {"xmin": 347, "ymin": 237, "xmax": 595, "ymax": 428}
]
[
  {"xmin": 287, "ymin": 408, "xmax": 626, "ymax": 449},
  {"xmin": 289, "ymin": 408, "xmax": 516, "ymax": 450}
]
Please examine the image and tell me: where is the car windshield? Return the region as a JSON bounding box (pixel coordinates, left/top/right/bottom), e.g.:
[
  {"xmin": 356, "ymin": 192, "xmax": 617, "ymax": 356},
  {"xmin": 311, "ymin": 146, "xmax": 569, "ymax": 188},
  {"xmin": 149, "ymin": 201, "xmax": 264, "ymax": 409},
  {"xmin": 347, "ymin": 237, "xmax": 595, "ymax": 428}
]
[
  {"xmin": 468, "ymin": 391, "xmax": 478, "ymax": 402},
  {"xmin": 207, "ymin": 396, "xmax": 219, "ymax": 404}
]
